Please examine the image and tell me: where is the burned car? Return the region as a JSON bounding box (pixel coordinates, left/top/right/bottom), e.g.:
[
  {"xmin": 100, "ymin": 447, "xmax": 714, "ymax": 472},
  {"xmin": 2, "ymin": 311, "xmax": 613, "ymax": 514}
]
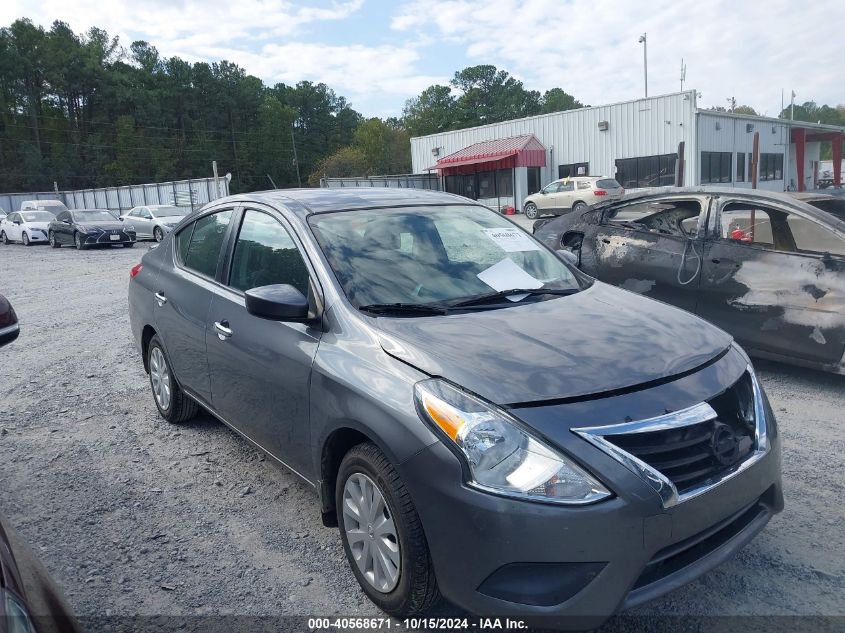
[{"xmin": 534, "ymin": 188, "xmax": 845, "ymax": 374}]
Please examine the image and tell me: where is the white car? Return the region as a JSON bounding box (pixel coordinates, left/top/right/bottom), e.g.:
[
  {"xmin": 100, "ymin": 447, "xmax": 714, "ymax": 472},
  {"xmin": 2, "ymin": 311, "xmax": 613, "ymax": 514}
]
[
  {"xmin": 119, "ymin": 205, "xmax": 191, "ymax": 242},
  {"xmin": 522, "ymin": 176, "xmax": 625, "ymax": 219},
  {"xmin": 0, "ymin": 211, "xmax": 54, "ymax": 245}
]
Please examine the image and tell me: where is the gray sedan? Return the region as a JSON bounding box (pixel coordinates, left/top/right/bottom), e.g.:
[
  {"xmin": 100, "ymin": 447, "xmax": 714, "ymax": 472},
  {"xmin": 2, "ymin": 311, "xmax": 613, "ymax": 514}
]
[
  {"xmin": 120, "ymin": 205, "xmax": 190, "ymax": 241},
  {"xmin": 128, "ymin": 188, "xmax": 781, "ymax": 628}
]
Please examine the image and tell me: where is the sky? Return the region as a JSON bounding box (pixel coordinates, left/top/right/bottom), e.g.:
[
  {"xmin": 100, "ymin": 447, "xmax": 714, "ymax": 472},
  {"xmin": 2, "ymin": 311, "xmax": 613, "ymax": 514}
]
[{"xmin": 2, "ymin": 0, "xmax": 841, "ymax": 119}]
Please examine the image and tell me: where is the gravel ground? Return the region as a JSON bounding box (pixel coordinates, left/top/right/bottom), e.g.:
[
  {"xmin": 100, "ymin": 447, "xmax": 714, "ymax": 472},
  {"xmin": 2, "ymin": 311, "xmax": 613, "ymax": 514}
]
[{"xmin": 0, "ymin": 241, "xmax": 843, "ymax": 632}]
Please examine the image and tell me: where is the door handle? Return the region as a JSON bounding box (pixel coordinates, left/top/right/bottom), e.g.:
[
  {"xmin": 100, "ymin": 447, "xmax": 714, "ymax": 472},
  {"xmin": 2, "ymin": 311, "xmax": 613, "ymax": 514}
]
[
  {"xmin": 154, "ymin": 292, "xmax": 167, "ymax": 306},
  {"xmin": 214, "ymin": 320, "xmax": 233, "ymax": 340}
]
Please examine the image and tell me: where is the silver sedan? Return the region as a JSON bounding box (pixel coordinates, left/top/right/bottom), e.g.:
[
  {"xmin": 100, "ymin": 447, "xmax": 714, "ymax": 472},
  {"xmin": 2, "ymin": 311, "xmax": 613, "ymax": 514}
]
[{"xmin": 120, "ymin": 205, "xmax": 190, "ymax": 242}]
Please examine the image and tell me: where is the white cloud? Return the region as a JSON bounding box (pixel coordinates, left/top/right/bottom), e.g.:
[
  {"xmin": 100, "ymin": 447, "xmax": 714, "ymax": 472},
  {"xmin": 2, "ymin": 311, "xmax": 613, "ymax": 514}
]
[{"xmin": 391, "ymin": 0, "xmax": 844, "ymax": 114}]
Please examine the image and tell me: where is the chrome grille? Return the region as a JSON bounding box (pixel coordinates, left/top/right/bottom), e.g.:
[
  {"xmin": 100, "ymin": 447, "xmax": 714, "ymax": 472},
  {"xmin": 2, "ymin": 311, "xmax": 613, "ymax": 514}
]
[{"xmin": 574, "ymin": 365, "xmax": 768, "ymax": 508}]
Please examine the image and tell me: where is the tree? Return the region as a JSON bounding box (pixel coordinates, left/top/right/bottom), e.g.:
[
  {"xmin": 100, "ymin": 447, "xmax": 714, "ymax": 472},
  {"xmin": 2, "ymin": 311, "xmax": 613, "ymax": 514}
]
[
  {"xmin": 353, "ymin": 118, "xmax": 411, "ymax": 175},
  {"xmin": 402, "ymin": 85, "xmax": 457, "ymax": 136},
  {"xmin": 541, "ymin": 88, "xmax": 584, "ymax": 114},
  {"xmin": 451, "ymin": 65, "xmax": 541, "ymax": 125},
  {"xmin": 307, "ymin": 146, "xmax": 369, "ymax": 186}
]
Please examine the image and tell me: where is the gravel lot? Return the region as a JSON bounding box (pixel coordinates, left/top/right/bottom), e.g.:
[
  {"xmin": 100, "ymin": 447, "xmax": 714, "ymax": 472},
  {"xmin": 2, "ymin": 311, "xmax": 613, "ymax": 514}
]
[{"xmin": 0, "ymin": 241, "xmax": 843, "ymax": 632}]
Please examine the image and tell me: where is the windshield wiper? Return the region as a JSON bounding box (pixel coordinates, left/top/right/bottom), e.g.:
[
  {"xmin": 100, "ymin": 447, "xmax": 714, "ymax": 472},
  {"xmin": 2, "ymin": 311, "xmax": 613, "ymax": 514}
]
[
  {"xmin": 447, "ymin": 287, "xmax": 579, "ymax": 308},
  {"xmin": 358, "ymin": 302, "xmax": 449, "ymax": 316}
]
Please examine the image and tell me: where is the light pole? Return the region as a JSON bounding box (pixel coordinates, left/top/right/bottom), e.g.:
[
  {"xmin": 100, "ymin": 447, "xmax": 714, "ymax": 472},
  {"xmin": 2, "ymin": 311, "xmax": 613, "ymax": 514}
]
[{"xmin": 638, "ymin": 33, "xmax": 648, "ymax": 98}]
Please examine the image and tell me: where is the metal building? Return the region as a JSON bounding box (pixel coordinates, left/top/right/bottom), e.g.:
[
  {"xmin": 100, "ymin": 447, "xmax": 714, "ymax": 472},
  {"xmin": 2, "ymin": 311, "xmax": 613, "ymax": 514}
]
[{"xmin": 410, "ymin": 90, "xmax": 845, "ymax": 213}]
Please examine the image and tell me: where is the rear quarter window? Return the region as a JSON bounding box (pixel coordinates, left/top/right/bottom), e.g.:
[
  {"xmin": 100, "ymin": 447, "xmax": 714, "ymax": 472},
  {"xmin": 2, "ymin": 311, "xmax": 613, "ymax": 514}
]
[{"xmin": 597, "ymin": 179, "xmax": 621, "ymax": 189}]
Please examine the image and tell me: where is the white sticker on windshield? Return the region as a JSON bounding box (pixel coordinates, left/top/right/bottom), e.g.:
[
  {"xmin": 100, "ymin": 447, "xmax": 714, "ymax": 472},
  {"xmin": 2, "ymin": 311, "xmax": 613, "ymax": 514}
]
[
  {"xmin": 482, "ymin": 228, "xmax": 541, "ymax": 252},
  {"xmin": 477, "ymin": 258, "xmax": 543, "ymax": 301}
]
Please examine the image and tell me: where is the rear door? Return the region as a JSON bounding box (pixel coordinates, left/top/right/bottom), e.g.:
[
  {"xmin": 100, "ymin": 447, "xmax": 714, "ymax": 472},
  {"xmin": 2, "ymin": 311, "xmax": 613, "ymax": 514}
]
[
  {"xmin": 205, "ymin": 206, "xmax": 322, "ymax": 474},
  {"xmin": 699, "ymin": 198, "xmax": 845, "ymax": 365},
  {"xmin": 153, "ymin": 207, "xmax": 236, "ymax": 403},
  {"xmin": 584, "ymin": 196, "xmax": 710, "ymax": 312}
]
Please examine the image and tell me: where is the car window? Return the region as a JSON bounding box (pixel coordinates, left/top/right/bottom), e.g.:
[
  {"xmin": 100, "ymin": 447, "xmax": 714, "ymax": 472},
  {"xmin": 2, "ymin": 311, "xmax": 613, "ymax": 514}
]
[
  {"xmin": 559, "ymin": 182, "xmax": 574, "ymax": 193},
  {"xmin": 182, "ymin": 210, "xmax": 233, "ymax": 277},
  {"xmin": 596, "ymin": 179, "xmax": 621, "ymax": 189},
  {"xmin": 309, "ymin": 205, "xmax": 581, "ymax": 308},
  {"xmin": 577, "ymin": 181, "xmax": 591, "ymax": 190},
  {"xmin": 228, "ymin": 210, "xmax": 311, "ymax": 296},
  {"xmin": 56, "ymin": 211, "xmax": 70, "ymax": 222},
  {"xmin": 541, "ymin": 182, "xmax": 560, "ymax": 194},
  {"xmin": 720, "ymin": 203, "xmax": 783, "ymax": 250},
  {"xmin": 787, "ymin": 215, "xmax": 845, "ymax": 257},
  {"xmin": 8, "ymin": 213, "xmax": 18, "ymax": 222},
  {"xmin": 140, "ymin": 208, "xmax": 153, "ymax": 219},
  {"xmin": 605, "ymin": 199, "xmax": 703, "ymax": 238},
  {"xmin": 175, "ymin": 223, "xmax": 194, "ymax": 264}
]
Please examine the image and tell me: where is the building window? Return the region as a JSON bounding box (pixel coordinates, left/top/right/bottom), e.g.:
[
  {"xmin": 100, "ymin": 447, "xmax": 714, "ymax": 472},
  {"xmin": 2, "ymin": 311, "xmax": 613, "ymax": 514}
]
[
  {"xmin": 496, "ymin": 169, "xmax": 513, "ymax": 197},
  {"xmin": 759, "ymin": 153, "xmax": 784, "ymax": 181},
  {"xmin": 701, "ymin": 151, "xmax": 732, "ymax": 184},
  {"xmin": 527, "ymin": 167, "xmax": 541, "ymax": 195},
  {"xmin": 614, "ymin": 154, "xmax": 677, "ymax": 189},
  {"xmin": 559, "ymin": 162, "xmax": 589, "ymax": 178},
  {"xmin": 736, "ymin": 152, "xmax": 746, "ymax": 182},
  {"xmin": 444, "ymin": 169, "xmax": 514, "ymax": 200}
]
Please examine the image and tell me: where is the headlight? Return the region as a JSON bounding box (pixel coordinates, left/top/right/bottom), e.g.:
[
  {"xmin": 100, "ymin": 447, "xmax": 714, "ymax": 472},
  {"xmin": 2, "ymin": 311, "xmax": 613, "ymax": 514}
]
[
  {"xmin": 414, "ymin": 379, "xmax": 611, "ymax": 504},
  {"xmin": 2, "ymin": 589, "xmax": 37, "ymax": 633}
]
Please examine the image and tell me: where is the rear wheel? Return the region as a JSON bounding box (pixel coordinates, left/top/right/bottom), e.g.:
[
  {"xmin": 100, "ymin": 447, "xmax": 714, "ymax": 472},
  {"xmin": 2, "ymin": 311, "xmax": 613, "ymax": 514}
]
[
  {"xmin": 147, "ymin": 335, "xmax": 198, "ymax": 423},
  {"xmin": 337, "ymin": 443, "xmax": 440, "ymax": 618},
  {"xmin": 524, "ymin": 202, "xmax": 539, "ymax": 219},
  {"xmin": 573, "ymin": 201, "xmax": 589, "ymax": 214},
  {"xmin": 49, "ymin": 232, "xmax": 61, "ymax": 248},
  {"xmin": 154, "ymin": 227, "xmax": 164, "ymax": 242},
  {"xmin": 22, "ymin": 232, "xmax": 30, "ymax": 246},
  {"xmin": 74, "ymin": 232, "xmax": 87, "ymax": 250}
]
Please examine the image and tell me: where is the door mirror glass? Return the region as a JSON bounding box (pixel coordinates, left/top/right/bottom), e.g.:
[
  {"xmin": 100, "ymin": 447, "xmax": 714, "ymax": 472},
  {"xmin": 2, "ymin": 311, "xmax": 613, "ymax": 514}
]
[
  {"xmin": 555, "ymin": 249, "xmax": 579, "ymax": 266},
  {"xmin": 245, "ymin": 284, "xmax": 309, "ymax": 321}
]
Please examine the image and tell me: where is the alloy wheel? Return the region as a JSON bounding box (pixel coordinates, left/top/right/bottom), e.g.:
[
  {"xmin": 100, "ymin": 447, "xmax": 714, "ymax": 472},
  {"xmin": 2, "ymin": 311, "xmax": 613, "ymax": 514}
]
[
  {"xmin": 149, "ymin": 347, "xmax": 172, "ymax": 411},
  {"xmin": 342, "ymin": 472, "xmax": 401, "ymax": 593},
  {"xmin": 154, "ymin": 227, "xmax": 164, "ymax": 242},
  {"xmin": 524, "ymin": 203, "xmax": 538, "ymax": 219},
  {"xmin": 22, "ymin": 232, "xmax": 29, "ymax": 246}
]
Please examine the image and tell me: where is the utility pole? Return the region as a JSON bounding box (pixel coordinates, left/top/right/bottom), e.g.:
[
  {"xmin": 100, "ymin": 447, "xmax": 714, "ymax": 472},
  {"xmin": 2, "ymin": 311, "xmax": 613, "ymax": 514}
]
[
  {"xmin": 638, "ymin": 33, "xmax": 648, "ymax": 97},
  {"xmin": 727, "ymin": 96, "xmax": 736, "ymax": 113},
  {"xmin": 291, "ymin": 126, "xmax": 302, "ymax": 187},
  {"xmin": 212, "ymin": 161, "xmax": 221, "ymax": 199},
  {"xmin": 790, "ymin": 90, "xmax": 796, "ymax": 120},
  {"xmin": 680, "ymin": 58, "xmax": 686, "ymax": 92}
]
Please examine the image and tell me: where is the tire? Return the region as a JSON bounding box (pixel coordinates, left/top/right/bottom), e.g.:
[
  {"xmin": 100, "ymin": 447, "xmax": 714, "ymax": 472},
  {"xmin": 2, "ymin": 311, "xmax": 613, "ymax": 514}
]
[
  {"xmin": 74, "ymin": 232, "xmax": 87, "ymax": 250},
  {"xmin": 147, "ymin": 335, "xmax": 198, "ymax": 423},
  {"xmin": 22, "ymin": 232, "xmax": 30, "ymax": 246},
  {"xmin": 154, "ymin": 227, "xmax": 164, "ymax": 242},
  {"xmin": 1, "ymin": 231, "xmax": 10, "ymax": 245},
  {"xmin": 49, "ymin": 232, "xmax": 61, "ymax": 248},
  {"xmin": 337, "ymin": 443, "xmax": 440, "ymax": 618},
  {"xmin": 124, "ymin": 241, "xmax": 135, "ymax": 248},
  {"xmin": 572, "ymin": 201, "xmax": 589, "ymax": 214},
  {"xmin": 524, "ymin": 202, "xmax": 539, "ymax": 220}
]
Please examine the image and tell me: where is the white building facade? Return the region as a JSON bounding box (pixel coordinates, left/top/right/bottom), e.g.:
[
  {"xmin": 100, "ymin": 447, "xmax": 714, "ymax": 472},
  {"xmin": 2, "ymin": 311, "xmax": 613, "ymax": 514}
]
[{"xmin": 410, "ymin": 90, "xmax": 845, "ymax": 212}]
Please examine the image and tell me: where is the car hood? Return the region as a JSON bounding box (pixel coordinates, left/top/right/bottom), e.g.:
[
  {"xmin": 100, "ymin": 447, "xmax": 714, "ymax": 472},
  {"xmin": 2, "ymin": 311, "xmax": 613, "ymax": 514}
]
[
  {"xmin": 75, "ymin": 221, "xmax": 125, "ymax": 231},
  {"xmin": 374, "ymin": 282, "xmax": 733, "ymax": 405},
  {"xmin": 23, "ymin": 222, "xmax": 51, "ymax": 230}
]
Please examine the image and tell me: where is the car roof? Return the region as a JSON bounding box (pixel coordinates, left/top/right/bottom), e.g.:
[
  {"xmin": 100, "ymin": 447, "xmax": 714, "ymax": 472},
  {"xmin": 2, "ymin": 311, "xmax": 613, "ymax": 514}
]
[{"xmin": 208, "ymin": 188, "xmax": 479, "ymax": 218}]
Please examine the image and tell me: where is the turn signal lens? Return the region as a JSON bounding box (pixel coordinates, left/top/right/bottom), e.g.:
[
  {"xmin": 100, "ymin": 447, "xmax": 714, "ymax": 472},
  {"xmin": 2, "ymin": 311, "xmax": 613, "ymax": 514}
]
[
  {"xmin": 129, "ymin": 263, "xmax": 143, "ymax": 279},
  {"xmin": 414, "ymin": 379, "xmax": 611, "ymax": 505}
]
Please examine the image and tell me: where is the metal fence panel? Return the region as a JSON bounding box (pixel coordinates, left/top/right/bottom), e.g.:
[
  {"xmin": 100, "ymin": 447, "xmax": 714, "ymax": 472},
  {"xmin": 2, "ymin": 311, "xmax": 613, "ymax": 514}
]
[
  {"xmin": 321, "ymin": 174, "xmax": 441, "ymax": 191},
  {"xmin": 0, "ymin": 176, "xmax": 230, "ymax": 214}
]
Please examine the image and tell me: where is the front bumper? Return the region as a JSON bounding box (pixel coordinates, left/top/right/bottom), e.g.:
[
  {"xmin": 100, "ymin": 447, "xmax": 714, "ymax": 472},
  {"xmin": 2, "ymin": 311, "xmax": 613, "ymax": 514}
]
[
  {"xmin": 26, "ymin": 230, "xmax": 48, "ymax": 242},
  {"xmin": 82, "ymin": 231, "xmax": 136, "ymax": 245},
  {"xmin": 399, "ymin": 398, "xmax": 783, "ymax": 629}
]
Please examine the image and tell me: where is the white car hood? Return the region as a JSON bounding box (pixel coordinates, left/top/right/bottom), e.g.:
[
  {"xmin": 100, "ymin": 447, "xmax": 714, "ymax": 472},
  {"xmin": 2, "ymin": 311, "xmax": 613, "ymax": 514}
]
[{"xmin": 23, "ymin": 222, "xmax": 51, "ymax": 231}]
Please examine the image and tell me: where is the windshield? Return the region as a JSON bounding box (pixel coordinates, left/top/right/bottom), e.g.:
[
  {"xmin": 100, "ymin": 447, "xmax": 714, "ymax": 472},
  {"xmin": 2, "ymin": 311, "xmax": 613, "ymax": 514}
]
[
  {"xmin": 74, "ymin": 210, "xmax": 117, "ymax": 222},
  {"xmin": 309, "ymin": 205, "xmax": 581, "ymax": 309},
  {"xmin": 154, "ymin": 206, "xmax": 189, "ymax": 217},
  {"xmin": 22, "ymin": 211, "xmax": 54, "ymax": 222}
]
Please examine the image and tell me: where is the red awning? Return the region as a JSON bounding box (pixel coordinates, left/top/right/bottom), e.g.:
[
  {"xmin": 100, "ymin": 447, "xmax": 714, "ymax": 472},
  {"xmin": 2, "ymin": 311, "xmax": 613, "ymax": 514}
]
[{"xmin": 431, "ymin": 134, "xmax": 547, "ymax": 176}]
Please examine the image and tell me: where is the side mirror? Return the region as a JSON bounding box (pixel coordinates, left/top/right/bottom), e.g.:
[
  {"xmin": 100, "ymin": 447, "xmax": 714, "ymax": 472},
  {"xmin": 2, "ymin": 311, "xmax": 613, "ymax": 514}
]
[
  {"xmin": 555, "ymin": 249, "xmax": 579, "ymax": 266},
  {"xmin": 245, "ymin": 284, "xmax": 309, "ymax": 321}
]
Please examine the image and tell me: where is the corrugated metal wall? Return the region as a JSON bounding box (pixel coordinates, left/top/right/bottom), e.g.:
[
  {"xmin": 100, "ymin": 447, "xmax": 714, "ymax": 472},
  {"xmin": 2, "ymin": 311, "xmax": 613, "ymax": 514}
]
[
  {"xmin": 412, "ymin": 91, "xmax": 699, "ymax": 188},
  {"xmin": 0, "ymin": 176, "xmax": 229, "ymax": 215}
]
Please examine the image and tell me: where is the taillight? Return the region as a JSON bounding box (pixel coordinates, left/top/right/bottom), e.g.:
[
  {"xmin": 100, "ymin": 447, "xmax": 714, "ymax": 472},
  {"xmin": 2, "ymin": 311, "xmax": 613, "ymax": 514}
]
[
  {"xmin": 594, "ymin": 190, "xmax": 608, "ymax": 196},
  {"xmin": 130, "ymin": 263, "xmax": 143, "ymax": 279}
]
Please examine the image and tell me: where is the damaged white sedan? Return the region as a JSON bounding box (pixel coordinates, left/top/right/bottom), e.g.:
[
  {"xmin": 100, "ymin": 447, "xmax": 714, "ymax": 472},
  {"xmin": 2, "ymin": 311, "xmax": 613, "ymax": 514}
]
[{"xmin": 533, "ymin": 188, "xmax": 845, "ymax": 374}]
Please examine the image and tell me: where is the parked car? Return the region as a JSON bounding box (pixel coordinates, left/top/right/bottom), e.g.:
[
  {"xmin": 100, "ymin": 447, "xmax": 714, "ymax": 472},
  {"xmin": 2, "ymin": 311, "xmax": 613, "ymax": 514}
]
[
  {"xmin": 534, "ymin": 187, "xmax": 845, "ymax": 375},
  {"xmin": 120, "ymin": 205, "xmax": 191, "ymax": 242},
  {"xmin": 128, "ymin": 189, "xmax": 782, "ymax": 627},
  {"xmin": 0, "ymin": 211, "xmax": 54, "ymax": 246},
  {"xmin": 19, "ymin": 200, "xmax": 68, "ymax": 217},
  {"xmin": 0, "ymin": 295, "xmax": 80, "ymax": 633},
  {"xmin": 523, "ymin": 176, "xmax": 624, "ymax": 220},
  {"xmin": 48, "ymin": 209, "xmax": 136, "ymax": 250}
]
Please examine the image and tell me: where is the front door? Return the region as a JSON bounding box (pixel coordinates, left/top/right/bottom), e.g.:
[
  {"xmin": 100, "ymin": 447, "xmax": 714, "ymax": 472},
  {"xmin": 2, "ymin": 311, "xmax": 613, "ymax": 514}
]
[
  {"xmin": 154, "ymin": 208, "xmax": 235, "ymax": 403},
  {"xmin": 698, "ymin": 199, "xmax": 845, "ymax": 365},
  {"xmin": 585, "ymin": 196, "xmax": 709, "ymax": 312},
  {"xmin": 205, "ymin": 207, "xmax": 322, "ymax": 475}
]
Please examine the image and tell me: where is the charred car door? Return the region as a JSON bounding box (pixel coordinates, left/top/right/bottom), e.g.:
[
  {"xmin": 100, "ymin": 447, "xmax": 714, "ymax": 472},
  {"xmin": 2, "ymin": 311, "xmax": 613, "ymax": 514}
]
[
  {"xmin": 698, "ymin": 198, "xmax": 845, "ymax": 367},
  {"xmin": 581, "ymin": 196, "xmax": 710, "ymax": 311}
]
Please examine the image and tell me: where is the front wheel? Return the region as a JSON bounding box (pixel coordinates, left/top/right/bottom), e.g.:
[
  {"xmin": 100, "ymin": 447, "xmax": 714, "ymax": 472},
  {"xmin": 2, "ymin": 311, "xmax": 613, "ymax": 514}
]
[
  {"xmin": 154, "ymin": 227, "xmax": 164, "ymax": 242},
  {"xmin": 74, "ymin": 232, "xmax": 87, "ymax": 250},
  {"xmin": 124, "ymin": 241, "xmax": 135, "ymax": 248},
  {"xmin": 524, "ymin": 202, "xmax": 539, "ymax": 219},
  {"xmin": 49, "ymin": 232, "xmax": 61, "ymax": 248},
  {"xmin": 22, "ymin": 232, "xmax": 30, "ymax": 246},
  {"xmin": 337, "ymin": 443, "xmax": 440, "ymax": 618}
]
